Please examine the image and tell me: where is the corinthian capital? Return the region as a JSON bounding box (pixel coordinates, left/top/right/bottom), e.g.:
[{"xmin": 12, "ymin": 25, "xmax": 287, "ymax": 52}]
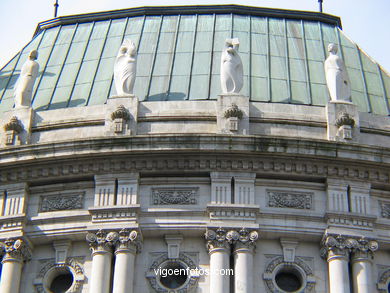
[
  {"xmin": 205, "ymin": 228, "xmax": 259, "ymax": 253},
  {"xmin": 86, "ymin": 230, "xmax": 118, "ymax": 254},
  {"xmin": 205, "ymin": 228, "xmax": 230, "ymax": 252},
  {"xmin": 0, "ymin": 238, "xmax": 31, "ymax": 262},
  {"xmin": 115, "ymin": 228, "xmax": 142, "ymax": 254}
]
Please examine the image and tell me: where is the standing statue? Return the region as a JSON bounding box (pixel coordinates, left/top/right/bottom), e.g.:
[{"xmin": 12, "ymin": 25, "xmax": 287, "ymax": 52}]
[
  {"xmin": 114, "ymin": 39, "xmax": 137, "ymax": 96},
  {"xmin": 324, "ymin": 43, "xmax": 351, "ymax": 102},
  {"xmin": 220, "ymin": 38, "xmax": 243, "ymax": 94},
  {"xmin": 14, "ymin": 50, "xmax": 39, "ymax": 108}
]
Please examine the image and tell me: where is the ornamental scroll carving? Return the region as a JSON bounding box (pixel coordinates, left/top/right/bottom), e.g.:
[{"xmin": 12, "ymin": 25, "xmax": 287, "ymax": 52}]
[
  {"xmin": 40, "ymin": 193, "xmax": 84, "ymax": 212},
  {"xmin": 267, "ymin": 190, "xmax": 312, "ymax": 209},
  {"xmin": 379, "ymin": 201, "xmax": 390, "ymax": 218},
  {"xmin": 152, "ymin": 188, "xmax": 198, "ymax": 205}
]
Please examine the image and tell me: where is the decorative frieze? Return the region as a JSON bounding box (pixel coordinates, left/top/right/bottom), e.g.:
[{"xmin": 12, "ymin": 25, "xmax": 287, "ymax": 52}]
[
  {"xmin": 152, "ymin": 187, "xmax": 198, "ymax": 205},
  {"xmin": 205, "ymin": 228, "xmax": 258, "ymax": 252},
  {"xmin": 379, "ymin": 201, "xmax": 390, "ymax": 218},
  {"xmin": 0, "ymin": 238, "xmax": 31, "ymax": 262},
  {"xmin": 40, "ymin": 193, "xmax": 84, "ymax": 212},
  {"xmin": 267, "ymin": 190, "xmax": 312, "ymax": 209}
]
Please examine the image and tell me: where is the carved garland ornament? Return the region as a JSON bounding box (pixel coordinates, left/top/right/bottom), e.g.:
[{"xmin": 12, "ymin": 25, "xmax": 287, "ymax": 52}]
[
  {"xmin": 146, "ymin": 252, "xmax": 199, "ymax": 293},
  {"xmin": 152, "ymin": 188, "xmax": 198, "ymax": 205},
  {"xmin": 263, "ymin": 256, "xmax": 316, "ymax": 293},
  {"xmin": 379, "ymin": 201, "xmax": 390, "ymax": 218},
  {"xmin": 40, "ymin": 193, "xmax": 84, "ymax": 212},
  {"xmin": 267, "ymin": 190, "xmax": 312, "ymax": 209},
  {"xmin": 34, "ymin": 258, "xmax": 85, "ymax": 293}
]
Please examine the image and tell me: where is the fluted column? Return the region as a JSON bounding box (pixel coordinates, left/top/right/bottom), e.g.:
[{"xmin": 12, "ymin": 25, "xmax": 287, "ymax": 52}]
[
  {"xmin": 321, "ymin": 235, "xmax": 351, "ymax": 293},
  {"xmin": 0, "ymin": 239, "xmax": 31, "ymax": 293},
  {"xmin": 351, "ymin": 239, "xmax": 378, "ymax": 293},
  {"xmin": 86, "ymin": 230, "xmax": 118, "ymax": 293},
  {"xmin": 205, "ymin": 228, "xmax": 231, "ymax": 293},
  {"xmin": 232, "ymin": 229, "xmax": 258, "ymax": 293},
  {"xmin": 112, "ymin": 229, "xmax": 142, "ymax": 293}
]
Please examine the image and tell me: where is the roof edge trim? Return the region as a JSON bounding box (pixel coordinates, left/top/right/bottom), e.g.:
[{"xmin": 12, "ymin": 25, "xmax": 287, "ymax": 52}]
[{"xmin": 34, "ymin": 5, "xmax": 342, "ymax": 36}]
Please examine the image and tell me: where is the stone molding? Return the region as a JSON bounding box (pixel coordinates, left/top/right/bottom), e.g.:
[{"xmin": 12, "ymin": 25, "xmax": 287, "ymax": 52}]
[
  {"xmin": 320, "ymin": 234, "xmax": 378, "ymax": 261},
  {"xmin": 377, "ymin": 267, "xmax": 390, "ymax": 292},
  {"xmin": 263, "ymin": 255, "xmax": 316, "ymax": 293},
  {"xmin": 40, "ymin": 192, "xmax": 84, "ymax": 212},
  {"xmin": 152, "ymin": 187, "xmax": 198, "ymax": 205},
  {"xmin": 0, "ymin": 238, "xmax": 31, "ymax": 262},
  {"xmin": 0, "ymin": 151, "xmax": 389, "ymax": 186},
  {"xmin": 205, "ymin": 228, "xmax": 259, "ymax": 253},
  {"xmin": 86, "ymin": 229, "xmax": 142, "ymax": 255},
  {"xmin": 267, "ymin": 189, "xmax": 312, "ymax": 209},
  {"xmin": 34, "ymin": 258, "xmax": 85, "ymax": 293}
]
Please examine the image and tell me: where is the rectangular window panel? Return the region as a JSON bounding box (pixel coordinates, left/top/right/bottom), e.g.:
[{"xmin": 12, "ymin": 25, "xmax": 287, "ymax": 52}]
[
  {"xmin": 38, "ymin": 65, "xmax": 62, "ymax": 89},
  {"xmin": 84, "ymin": 39, "xmax": 106, "ymax": 61},
  {"xmin": 157, "ymin": 32, "xmax": 176, "ymax": 53},
  {"xmin": 189, "ymin": 75, "xmax": 209, "ymax": 99},
  {"xmin": 143, "ymin": 17, "xmax": 161, "ymax": 33},
  {"xmin": 172, "ymin": 53, "xmax": 192, "ymax": 76},
  {"xmin": 360, "ymin": 52, "xmax": 378, "ymax": 73},
  {"xmin": 125, "ymin": 17, "xmax": 144, "ymax": 35},
  {"xmin": 251, "ymin": 33, "xmax": 267, "ymax": 55},
  {"xmin": 215, "ymin": 15, "xmax": 231, "ymax": 31},
  {"xmin": 179, "ymin": 15, "xmax": 196, "ymax": 32},
  {"xmin": 311, "ymin": 83, "xmax": 328, "ymax": 106},
  {"xmin": 304, "ymin": 21, "xmax": 320, "ymax": 40},
  {"xmin": 192, "ymin": 52, "xmax": 211, "ymax": 75},
  {"xmin": 32, "ymin": 88, "xmax": 54, "ymax": 110},
  {"xmin": 251, "ymin": 54, "xmax": 268, "ymax": 77},
  {"xmin": 153, "ymin": 53, "xmax": 173, "ymax": 76},
  {"xmin": 176, "ymin": 32, "xmax": 194, "ymax": 53},
  {"xmin": 288, "ymin": 38, "xmax": 305, "ymax": 59},
  {"xmin": 365, "ymin": 71, "xmax": 383, "ymax": 96},
  {"xmin": 209, "ymin": 74, "xmax": 220, "ymax": 99},
  {"xmin": 168, "ymin": 75, "xmax": 189, "ymax": 100},
  {"xmin": 48, "ymin": 86, "xmax": 73, "ymax": 109},
  {"xmin": 271, "ymin": 79, "xmax": 288, "ymax": 103},
  {"xmin": 68, "ymin": 83, "xmax": 90, "ymax": 107},
  {"xmin": 47, "ymin": 44, "xmax": 71, "ymax": 66},
  {"xmin": 197, "ymin": 15, "xmax": 214, "ymax": 32},
  {"xmin": 321, "ymin": 24, "xmax": 337, "ymax": 44},
  {"xmin": 289, "ymin": 59, "xmax": 307, "ymax": 82},
  {"xmin": 56, "ymin": 25, "xmax": 76, "ymax": 45},
  {"xmin": 251, "ymin": 17, "xmax": 267, "ymax": 34},
  {"xmin": 94, "ymin": 57, "xmax": 115, "ymax": 82},
  {"xmin": 308, "ymin": 61, "xmax": 325, "ymax": 84},
  {"xmin": 108, "ymin": 18, "xmax": 126, "ymax": 37},
  {"xmin": 211, "ymin": 52, "xmax": 221, "ymax": 75},
  {"xmin": 269, "ymin": 18, "xmax": 284, "ymax": 36},
  {"xmin": 348, "ymin": 68, "xmax": 365, "ymax": 92},
  {"xmin": 139, "ymin": 32, "xmax": 159, "ymax": 53},
  {"xmin": 381, "ymin": 69, "xmax": 390, "ymax": 100},
  {"xmin": 351, "ymin": 90, "xmax": 368, "ymax": 112},
  {"xmin": 306, "ymin": 39, "xmax": 324, "ymax": 61},
  {"xmin": 270, "ymin": 35, "xmax": 286, "ymax": 57},
  {"xmin": 149, "ymin": 76, "xmax": 170, "ymax": 99},
  {"xmin": 234, "ymin": 31, "xmax": 249, "ymax": 53},
  {"xmin": 161, "ymin": 16, "xmax": 178, "ymax": 32},
  {"xmin": 233, "ymin": 15, "xmax": 249, "ymax": 32},
  {"xmin": 88, "ymin": 80, "xmax": 111, "ymax": 105},
  {"xmin": 90, "ymin": 21, "xmax": 110, "ymax": 40},
  {"xmin": 339, "ymin": 31, "xmax": 355, "ymax": 48},
  {"xmin": 290, "ymin": 81, "xmax": 309, "ymax": 104},
  {"xmin": 369, "ymin": 94, "xmax": 388, "ymax": 115},
  {"xmin": 66, "ymin": 42, "xmax": 89, "ymax": 64},
  {"xmin": 270, "ymin": 56, "xmax": 287, "ymax": 80},
  {"xmin": 73, "ymin": 23, "xmax": 93, "ymax": 43},
  {"xmin": 195, "ymin": 32, "xmax": 213, "ymax": 52},
  {"xmin": 251, "ymin": 76, "xmax": 268, "ymax": 101},
  {"xmin": 286, "ymin": 20, "xmax": 302, "ymax": 38},
  {"xmin": 133, "ymin": 76, "xmax": 149, "ymax": 100},
  {"xmin": 137, "ymin": 54, "xmax": 154, "ymax": 76},
  {"xmin": 342, "ymin": 47, "xmax": 360, "ymax": 69},
  {"xmin": 101, "ymin": 36, "xmax": 123, "ymax": 58}
]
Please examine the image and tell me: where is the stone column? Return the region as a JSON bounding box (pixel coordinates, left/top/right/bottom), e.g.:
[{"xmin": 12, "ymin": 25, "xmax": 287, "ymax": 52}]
[
  {"xmin": 112, "ymin": 229, "xmax": 141, "ymax": 293},
  {"xmin": 232, "ymin": 229, "xmax": 258, "ymax": 293},
  {"xmin": 0, "ymin": 239, "xmax": 31, "ymax": 293},
  {"xmin": 205, "ymin": 228, "xmax": 231, "ymax": 293},
  {"xmin": 321, "ymin": 235, "xmax": 351, "ymax": 293},
  {"xmin": 86, "ymin": 230, "xmax": 118, "ymax": 293},
  {"xmin": 350, "ymin": 239, "xmax": 378, "ymax": 293}
]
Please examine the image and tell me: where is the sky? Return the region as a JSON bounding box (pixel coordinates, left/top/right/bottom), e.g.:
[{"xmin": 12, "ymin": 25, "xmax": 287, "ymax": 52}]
[{"xmin": 0, "ymin": 0, "xmax": 389, "ymax": 72}]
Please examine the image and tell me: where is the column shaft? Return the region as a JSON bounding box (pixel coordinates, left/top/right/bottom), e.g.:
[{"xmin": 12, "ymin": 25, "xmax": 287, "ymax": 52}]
[
  {"xmin": 234, "ymin": 246, "xmax": 253, "ymax": 293},
  {"xmin": 352, "ymin": 257, "xmax": 373, "ymax": 293},
  {"xmin": 0, "ymin": 259, "xmax": 23, "ymax": 293},
  {"xmin": 112, "ymin": 250, "xmax": 136, "ymax": 293},
  {"xmin": 210, "ymin": 247, "xmax": 230, "ymax": 293},
  {"xmin": 89, "ymin": 250, "xmax": 113, "ymax": 293},
  {"xmin": 328, "ymin": 253, "xmax": 351, "ymax": 293}
]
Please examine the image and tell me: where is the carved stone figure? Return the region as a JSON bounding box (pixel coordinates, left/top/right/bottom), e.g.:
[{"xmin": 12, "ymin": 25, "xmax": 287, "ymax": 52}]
[
  {"xmin": 221, "ymin": 38, "xmax": 243, "ymax": 94},
  {"xmin": 14, "ymin": 50, "xmax": 39, "ymax": 108},
  {"xmin": 114, "ymin": 39, "xmax": 137, "ymax": 96},
  {"xmin": 324, "ymin": 43, "xmax": 351, "ymax": 102}
]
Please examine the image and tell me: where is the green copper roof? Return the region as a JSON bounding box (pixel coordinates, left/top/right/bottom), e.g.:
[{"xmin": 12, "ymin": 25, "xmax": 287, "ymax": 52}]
[{"xmin": 0, "ymin": 5, "xmax": 389, "ymax": 115}]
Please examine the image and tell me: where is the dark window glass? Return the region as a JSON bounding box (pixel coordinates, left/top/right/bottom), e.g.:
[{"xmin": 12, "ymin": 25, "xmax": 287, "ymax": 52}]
[
  {"xmin": 275, "ymin": 271, "xmax": 302, "ymax": 292},
  {"xmin": 159, "ymin": 262, "xmax": 188, "ymax": 289},
  {"xmin": 50, "ymin": 273, "xmax": 73, "ymax": 293}
]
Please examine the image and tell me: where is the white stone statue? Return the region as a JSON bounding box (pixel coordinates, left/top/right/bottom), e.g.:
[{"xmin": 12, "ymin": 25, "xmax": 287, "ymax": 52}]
[
  {"xmin": 14, "ymin": 50, "xmax": 39, "ymax": 108},
  {"xmin": 324, "ymin": 43, "xmax": 351, "ymax": 102},
  {"xmin": 221, "ymin": 38, "xmax": 243, "ymax": 94},
  {"xmin": 114, "ymin": 39, "xmax": 137, "ymax": 96}
]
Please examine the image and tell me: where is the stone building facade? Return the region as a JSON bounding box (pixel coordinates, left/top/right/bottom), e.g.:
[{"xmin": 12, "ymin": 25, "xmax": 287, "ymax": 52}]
[{"xmin": 0, "ymin": 5, "xmax": 389, "ymax": 293}]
